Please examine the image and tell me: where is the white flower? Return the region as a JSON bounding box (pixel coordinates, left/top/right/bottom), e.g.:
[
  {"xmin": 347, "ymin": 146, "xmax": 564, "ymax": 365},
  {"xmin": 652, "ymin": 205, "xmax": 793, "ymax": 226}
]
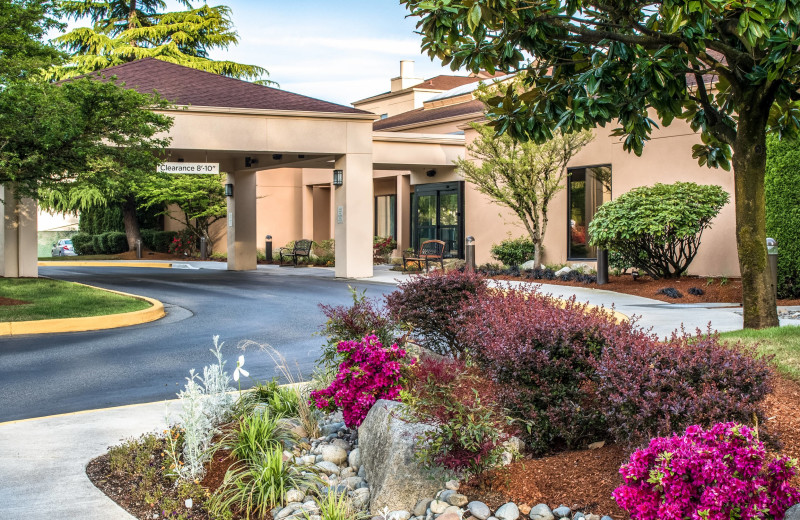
[
  {"xmin": 233, "ymin": 355, "xmax": 249, "ymax": 382},
  {"xmin": 185, "ymin": 498, "xmax": 193, "ymax": 509}
]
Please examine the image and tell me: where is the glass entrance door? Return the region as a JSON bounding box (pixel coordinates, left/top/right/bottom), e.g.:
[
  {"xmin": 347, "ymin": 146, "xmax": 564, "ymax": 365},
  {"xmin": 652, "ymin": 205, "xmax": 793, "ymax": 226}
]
[{"xmin": 412, "ymin": 182, "xmax": 464, "ymax": 258}]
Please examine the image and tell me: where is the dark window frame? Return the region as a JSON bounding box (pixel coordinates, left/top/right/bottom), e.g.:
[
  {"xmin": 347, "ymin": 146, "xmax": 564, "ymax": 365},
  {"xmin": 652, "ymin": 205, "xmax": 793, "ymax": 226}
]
[
  {"xmin": 566, "ymin": 164, "xmax": 612, "ymax": 261},
  {"xmin": 374, "ymin": 194, "xmax": 397, "ymax": 240}
]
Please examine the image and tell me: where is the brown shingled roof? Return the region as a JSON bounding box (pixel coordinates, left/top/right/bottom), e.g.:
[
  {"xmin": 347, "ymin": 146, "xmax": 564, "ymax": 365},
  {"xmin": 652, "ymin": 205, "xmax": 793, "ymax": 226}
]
[
  {"xmin": 374, "ymin": 99, "xmax": 485, "ymax": 131},
  {"xmin": 416, "ymin": 75, "xmax": 486, "ymax": 91},
  {"xmin": 83, "ymin": 58, "xmax": 369, "ymax": 114}
]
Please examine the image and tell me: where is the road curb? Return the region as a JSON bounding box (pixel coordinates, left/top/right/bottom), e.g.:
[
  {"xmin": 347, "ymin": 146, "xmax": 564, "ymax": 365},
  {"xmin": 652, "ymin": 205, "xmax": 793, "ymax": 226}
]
[
  {"xmin": 38, "ymin": 261, "xmax": 172, "ymax": 268},
  {"xmin": 0, "ymin": 284, "xmax": 165, "ymax": 337}
]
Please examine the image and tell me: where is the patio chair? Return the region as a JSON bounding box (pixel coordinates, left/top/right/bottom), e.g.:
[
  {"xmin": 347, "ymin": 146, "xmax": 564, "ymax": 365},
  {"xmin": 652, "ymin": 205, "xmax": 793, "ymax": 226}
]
[
  {"xmin": 403, "ymin": 240, "xmax": 445, "ymax": 273},
  {"xmin": 278, "ymin": 239, "xmax": 313, "ymax": 266}
]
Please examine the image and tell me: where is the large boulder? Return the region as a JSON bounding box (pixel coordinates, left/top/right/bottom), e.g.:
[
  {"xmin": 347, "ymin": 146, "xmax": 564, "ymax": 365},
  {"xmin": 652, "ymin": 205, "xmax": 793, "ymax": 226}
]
[{"xmin": 358, "ymin": 400, "xmax": 442, "ymax": 513}]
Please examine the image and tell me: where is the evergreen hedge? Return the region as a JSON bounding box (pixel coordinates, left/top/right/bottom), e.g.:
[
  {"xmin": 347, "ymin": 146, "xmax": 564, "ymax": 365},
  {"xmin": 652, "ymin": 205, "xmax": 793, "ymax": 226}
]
[
  {"xmin": 71, "ymin": 233, "xmax": 95, "ymax": 255},
  {"xmin": 103, "ymin": 232, "xmax": 129, "ymax": 254},
  {"xmin": 766, "ymin": 135, "xmax": 800, "ymax": 298}
]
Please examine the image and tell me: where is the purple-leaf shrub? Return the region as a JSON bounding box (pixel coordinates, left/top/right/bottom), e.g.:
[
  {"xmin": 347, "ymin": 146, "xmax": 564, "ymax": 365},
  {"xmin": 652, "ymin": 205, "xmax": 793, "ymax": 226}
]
[
  {"xmin": 385, "ymin": 270, "xmax": 488, "ymax": 358},
  {"xmin": 593, "ymin": 330, "xmax": 772, "ymax": 446},
  {"xmin": 614, "ymin": 422, "xmax": 800, "ymax": 520},
  {"xmin": 458, "ymin": 286, "xmax": 637, "ymax": 453},
  {"xmin": 309, "ymin": 335, "xmax": 410, "ymax": 428}
]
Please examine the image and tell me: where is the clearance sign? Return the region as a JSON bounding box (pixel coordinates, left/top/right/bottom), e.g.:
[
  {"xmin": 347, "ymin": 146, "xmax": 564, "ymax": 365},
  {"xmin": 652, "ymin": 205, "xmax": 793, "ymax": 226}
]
[{"xmin": 157, "ymin": 162, "xmax": 220, "ymax": 174}]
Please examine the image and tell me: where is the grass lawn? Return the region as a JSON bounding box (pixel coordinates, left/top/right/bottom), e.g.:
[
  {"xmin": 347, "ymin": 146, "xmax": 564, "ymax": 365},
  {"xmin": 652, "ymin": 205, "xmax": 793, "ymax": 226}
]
[
  {"xmin": 0, "ymin": 278, "xmax": 151, "ymax": 322},
  {"xmin": 719, "ymin": 325, "xmax": 800, "ymax": 381}
]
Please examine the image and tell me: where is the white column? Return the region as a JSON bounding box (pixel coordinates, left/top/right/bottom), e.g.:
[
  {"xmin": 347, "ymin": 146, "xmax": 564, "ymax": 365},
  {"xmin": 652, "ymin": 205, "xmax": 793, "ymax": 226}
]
[
  {"xmin": 0, "ymin": 185, "xmax": 38, "ymax": 278},
  {"xmin": 226, "ymin": 170, "xmax": 258, "ymax": 271},
  {"xmin": 334, "ymin": 153, "xmax": 374, "ymax": 278}
]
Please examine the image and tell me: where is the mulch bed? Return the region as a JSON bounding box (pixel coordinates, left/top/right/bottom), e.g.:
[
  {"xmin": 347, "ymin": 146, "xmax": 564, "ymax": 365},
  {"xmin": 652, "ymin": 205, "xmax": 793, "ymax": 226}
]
[
  {"xmin": 493, "ymin": 273, "xmax": 800, "ymax": 306},
  {"xmin": 0, "ymin": 297, "xmax": 29, "ymax": 306}
]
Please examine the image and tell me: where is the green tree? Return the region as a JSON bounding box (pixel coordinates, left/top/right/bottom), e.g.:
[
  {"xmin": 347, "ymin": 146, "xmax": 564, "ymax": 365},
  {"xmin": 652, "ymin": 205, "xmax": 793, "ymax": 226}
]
[
  {"xmin": 138, "ymin": 172, "xmax": 226, "ymax": 252},
  {"xmin": 456, "ymin": 121, "xmax": 592, "ymax": 267},
  {"xmin": 765, "ymin": 135, "xmax": 800, "ymax": 298},
  {"xmin": 51, "ymin": 0, "xmax": 271, "ymax": 82},
  {"xmin": 0, "ymin": 0, "xmax": 63, "ymax": 83},
  {"xmin": 402, "ymin": 0, "xmax": 800, "ymax": 328}
]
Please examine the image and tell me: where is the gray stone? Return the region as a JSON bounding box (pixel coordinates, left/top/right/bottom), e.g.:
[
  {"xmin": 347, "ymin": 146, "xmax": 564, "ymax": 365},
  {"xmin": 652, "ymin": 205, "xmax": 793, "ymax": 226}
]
[
  {"xmin": 275, "ymin": 505, "xmax": 295, "ymax": 519},
  {"xmin": 787, "ymin": 505, "xmax": 800, "ymax": 520},
  {"xmin": 387, "ymin": 511, "xmax": 411, "ymax": 520},
  {"xmin": 552, "ymin": 506, "xmax": 571, "ymax": 519},
  {"xmin": 495, "ymin": 503, "xmax": 520, "ymax": 520},
  {"xmin": 600, "ymin": 517, "xmax": 613, "ymax": 520},
  {"xmin": 321, "ymin": 422, "xmax": 344, "ymax": 436},
  {"xmin": 314, "ymin": 461, "xmax": 340, "ymax": 475},
  {"xmin": 345, "ymin": 476, "xmax": 365, "ymax": 490},
  {"xmin": 584, "ymin": 516, "xmax": 600, "ymax": 520},
  {"xmin": 573, "ymin": 514, "xmax": 585, "ymax": 520},
  {"xmin": 437, "ymin": 489, "xmax": 455, "ymax": 502},
  {"xmin": 321, "ymin": 445, "xmax": 348, "ymax": 465},
  {"xmin": 358, "ymin": 400, "xmax": 441, "ymax": 513},
  {"xmin": 445, "ymin": 479, "xmax": 460, "ymax": 491},
  {"xmin": 413, "ymin": 499, "xmax": 432, "ymax": 517},
  {"xmin": 468, "ymin": 501, "xmax": 491, "ymax": 520},
  {"xmin": 529, "ymin": 504, "xmax": 554, "ymax": 520},
  {"xmin": 349, "ymin": 447, "xmax": 361, "ymax": 469},
  {"xmin": 446, "ymin": 493, "xmax": 468, "ymax": 507},
  {"xmin": 352, "ymin": 488, "xmax": 371, "ymax": 510},
  {"xmin": 331, "ymin": 438, "xmax": 350, "ymax": 450},
  {"xmin": 340, "ymin": 467, "xmax": 356, "ymax": 478},
  {"xmin": 443, "ymin": 505, "xmax": 463, "ymax": 516},
  {"xmin": 358, "ymin": 465, "xmax": 366, "ymax": 478},
  {"xmin": 554, "ymin": 266, "xmax": 572, "ymax": 277},
  {"xmin": 520, "ymin": 260, "xmax": 537, "ymax": 270},
  {"xmin": 430, "ymin": 500, "xmax": 448, "ymax": 514},
  {"xmin": 285, "ymin": 489, "xmax": 305, "ymax": 503}
]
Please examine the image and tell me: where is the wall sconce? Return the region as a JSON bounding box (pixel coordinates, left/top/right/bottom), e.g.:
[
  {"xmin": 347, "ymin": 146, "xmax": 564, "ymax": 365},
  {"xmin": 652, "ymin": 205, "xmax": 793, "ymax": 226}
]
[
  {"xmin": 333, "ymin": 169, "xmax": 343, "ymax": 186},
  {"xmin": 225, "ymin": 183, "xmax": 234, "ymax": 197},
  {"xmin": 426, "ymin": 169, "xmax": 437, "ymax": 177},
  {"xmin": 245, "ymin": 157, "xmax": 258, "ymax": 168}
]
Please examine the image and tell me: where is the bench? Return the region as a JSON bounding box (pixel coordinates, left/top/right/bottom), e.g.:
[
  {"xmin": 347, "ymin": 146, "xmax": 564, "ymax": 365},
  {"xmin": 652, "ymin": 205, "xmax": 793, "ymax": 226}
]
[
  {"xmin": 403, "ymin": 239, "xmax": 445, "ymax": 272},
  {"xmin": 279, "ymin": 239, "xmax": 313, "ymax": 266}
]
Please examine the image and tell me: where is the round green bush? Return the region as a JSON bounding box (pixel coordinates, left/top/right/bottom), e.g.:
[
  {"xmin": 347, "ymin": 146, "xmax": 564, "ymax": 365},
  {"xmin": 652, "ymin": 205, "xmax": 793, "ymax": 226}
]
[
  {"xmin": 766, "ymin": 135, "xmax": 800, "ymax": 298},
  {"xmin": 104, "ymin": 232, "xmax": 129, "ymax": 254},
  {"xmin": 91, "ymin": 234, "xmax": 106, "ymax": 254},
  {"xmin": 588, "ymin": 182, "xmax": 729, "ymax": 279},
  {"xmin": 71, "ymin": 233, "xmax": 95, "ymax": 255},
  {"xmin": 490, "ymin": 237, "xmax": 538, "ymax": 267}
]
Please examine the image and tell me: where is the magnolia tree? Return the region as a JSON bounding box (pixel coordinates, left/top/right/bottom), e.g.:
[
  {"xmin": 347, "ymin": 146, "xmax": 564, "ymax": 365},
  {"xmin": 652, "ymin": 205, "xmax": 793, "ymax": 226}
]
[
  {"xmin": 456, "ymin": 122, "xmax": 592, "ymax": 267},
  {"xmin": 401, "ymin": 0, "xmax": 800, "ymax": 328}
]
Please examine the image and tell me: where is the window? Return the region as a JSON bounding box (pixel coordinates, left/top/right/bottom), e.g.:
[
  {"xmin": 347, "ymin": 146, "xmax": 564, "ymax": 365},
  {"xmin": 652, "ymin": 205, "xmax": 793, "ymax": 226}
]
[
  {"xmin": 411, "ymin": 182, "xmax": 464, "ymax": 258},
  {"xmin": 567, "ymin": 166, "xmax": 612, "ymax": 259},
  {"xmin": 375, "ymin": 194, "xmax": 396, "ymax": 239}
]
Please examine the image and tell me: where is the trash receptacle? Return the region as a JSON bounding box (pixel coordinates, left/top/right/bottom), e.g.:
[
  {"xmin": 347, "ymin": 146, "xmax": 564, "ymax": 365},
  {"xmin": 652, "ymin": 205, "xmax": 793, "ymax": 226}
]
[{"xmin": 597, "ymin": 248, "xmax": 609, "ymax": 285}]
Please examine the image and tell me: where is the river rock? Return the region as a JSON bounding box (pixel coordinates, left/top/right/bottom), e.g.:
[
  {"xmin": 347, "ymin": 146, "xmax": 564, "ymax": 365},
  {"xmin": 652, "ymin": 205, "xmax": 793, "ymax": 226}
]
[
  {"xmin": 430, "ymin": 500, "xmax": 449, "ymax": 514},
  {"xmin": 314, "ymin": 461, "xmax": 340, "ymax": 475},
  {"xmin": 386, "ymin": 511, "xmax": 411, "ymax": 520},
  {"xmin": 468, "ymin": 501, "xmax": 491, "ymax": 520},
  {"xmin": 349, "ymin": 447, "xmax": 361, "ymax": 468},
  {"xmin": 321, "ymin": 445, "xmax": 348, "ymax": 465},
  {"xmin": 447, "ymin": 493, "xmax": 468, "ymax": 507},
  {"xmin": 552, "ymin": 506, "xmax": 571, "ymax": 519},
  {"xmin": 496, "ymin": 503, "xmax": 520, "ymax": 520},
  {"xmin": 530, "ymin": 504, "xmax": 554, "ymax": 520},
  {"xmin": 358, "ymin": 400, "xmax": 440, "ymax": 513}
]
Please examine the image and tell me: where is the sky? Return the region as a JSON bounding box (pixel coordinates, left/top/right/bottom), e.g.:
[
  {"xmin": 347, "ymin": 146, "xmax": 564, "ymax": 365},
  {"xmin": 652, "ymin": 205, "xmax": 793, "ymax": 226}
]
[{"xmin": 54, "ymin": 1, "xmax": 463, "ymax": 107}]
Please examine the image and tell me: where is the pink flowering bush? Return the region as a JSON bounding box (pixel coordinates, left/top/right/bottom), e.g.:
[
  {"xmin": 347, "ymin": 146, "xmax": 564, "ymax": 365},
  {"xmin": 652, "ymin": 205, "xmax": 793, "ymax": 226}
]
[
  {"xmin": 309, "ymin": 335, "xmax": 410, "ymax": 428},
  {"xmin": 614, "ymin": 422, "xmax": 800, "ymax": 520}
]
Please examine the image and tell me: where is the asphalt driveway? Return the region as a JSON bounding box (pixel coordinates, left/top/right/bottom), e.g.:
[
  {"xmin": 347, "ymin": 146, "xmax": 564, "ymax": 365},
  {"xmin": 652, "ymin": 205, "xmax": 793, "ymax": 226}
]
[{"xmin": 0, "ymin": 265, "xmax": 396, "ymax": 422}]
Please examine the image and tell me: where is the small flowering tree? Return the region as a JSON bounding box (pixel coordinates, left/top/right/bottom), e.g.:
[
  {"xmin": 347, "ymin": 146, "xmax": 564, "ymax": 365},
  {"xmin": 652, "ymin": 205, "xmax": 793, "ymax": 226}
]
[
  {"xmin": 309, "ymin": 335, "xmax": 410, "ymax": 428},
  {"xmin": 614, "ymin": 422, "xmax": 800, "ymax": 520}
]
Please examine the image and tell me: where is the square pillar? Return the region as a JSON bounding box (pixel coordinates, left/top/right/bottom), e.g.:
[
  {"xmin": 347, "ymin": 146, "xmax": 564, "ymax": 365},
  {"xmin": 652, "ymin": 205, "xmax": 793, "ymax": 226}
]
[
  {"xmin": 226, "ymin": 170, "xmax": 258, "ymax": 271},
  {"xmin": 301, "ymin": 185, "xmax": 314, "ymax": 240},
  {"xmin": 396, "ymin": 174, "xmax": 411, "ymax": 254},
  {"xmin": 0, "ymin": 185, "xmax": 38, "ymax": 278},
  {"xmin": 334, "ymin": 153, "xmax": 374, "ymax": 278}
]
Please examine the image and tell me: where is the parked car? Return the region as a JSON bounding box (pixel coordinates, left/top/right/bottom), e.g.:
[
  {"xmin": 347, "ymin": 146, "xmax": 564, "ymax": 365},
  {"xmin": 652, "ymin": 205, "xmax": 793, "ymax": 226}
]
[{"xmin": 51, "ymin": 239, "xmax": 77, "ymax": 256}]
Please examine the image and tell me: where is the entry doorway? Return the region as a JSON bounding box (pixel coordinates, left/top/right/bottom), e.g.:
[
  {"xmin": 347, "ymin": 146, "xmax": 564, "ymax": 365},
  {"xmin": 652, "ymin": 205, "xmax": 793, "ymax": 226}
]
[{"xmin": 411, "ymin": 181, "xmax": 464, "ymax": 258}]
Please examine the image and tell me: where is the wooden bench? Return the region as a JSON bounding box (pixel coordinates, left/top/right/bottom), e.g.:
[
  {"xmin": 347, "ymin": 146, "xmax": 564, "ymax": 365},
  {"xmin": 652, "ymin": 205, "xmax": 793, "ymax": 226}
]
[
  {"xmin": 279, "ymin": 239, "xmax": 313, "ymax": 266},
  {"xmin": 403, "ymin": 239, "xmax": 446, "ymax": 272}
]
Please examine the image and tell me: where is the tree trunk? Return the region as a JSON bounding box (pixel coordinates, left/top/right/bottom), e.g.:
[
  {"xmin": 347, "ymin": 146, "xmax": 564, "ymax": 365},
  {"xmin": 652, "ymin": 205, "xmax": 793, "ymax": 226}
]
[
  {"xmin": 732, "ymin": 108, "xmax": 779, "ymax": 329},
  {"xmin": 121, "ymin": 194, "xmax": 141, "ymax": 252}
]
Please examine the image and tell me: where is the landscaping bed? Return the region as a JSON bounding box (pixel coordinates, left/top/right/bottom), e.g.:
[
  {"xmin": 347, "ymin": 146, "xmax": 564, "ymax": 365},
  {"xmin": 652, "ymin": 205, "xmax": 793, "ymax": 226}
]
[{"xmin": 86, "ymin": 272, "xmax": 800, "ymax": 520}]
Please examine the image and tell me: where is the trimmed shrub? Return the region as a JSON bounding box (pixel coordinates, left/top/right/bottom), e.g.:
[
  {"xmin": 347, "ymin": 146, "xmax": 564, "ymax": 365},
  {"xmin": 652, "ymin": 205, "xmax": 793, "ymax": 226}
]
[
  {"xmin": 151, "ymin": 231, "xmax": 177, "ymax": 253},
  {"xmin": 490, "ymin": 237, "xmax": 537, "ymax": 267},
  {"xmin": 458, "ymin": 287, "xmax": 631, "ymax": 453},
  {"xmin": 614, "ymin": 422, "xmax": 800, "ymax": 519},
  {"xmin": 92, "ymin": 234, "xmax": 106, "ymax": 254},
  {"xmin": 385, "ymin": 270, "xmax": 489, "ymax": 359},
  {"xmin": 71, "ymin": 232, "xmax": 95, "ymax": 255},
  {"xmin": 766, "ymin": 135, "xmax": 800, "ymax": 298},
  {"xmin": 104, "ymin": 232, "xmax": 128, "ymax": 254},
  {"xmin": 588, "ymin": 182, "xmax": 729, "ymax": 278}
]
